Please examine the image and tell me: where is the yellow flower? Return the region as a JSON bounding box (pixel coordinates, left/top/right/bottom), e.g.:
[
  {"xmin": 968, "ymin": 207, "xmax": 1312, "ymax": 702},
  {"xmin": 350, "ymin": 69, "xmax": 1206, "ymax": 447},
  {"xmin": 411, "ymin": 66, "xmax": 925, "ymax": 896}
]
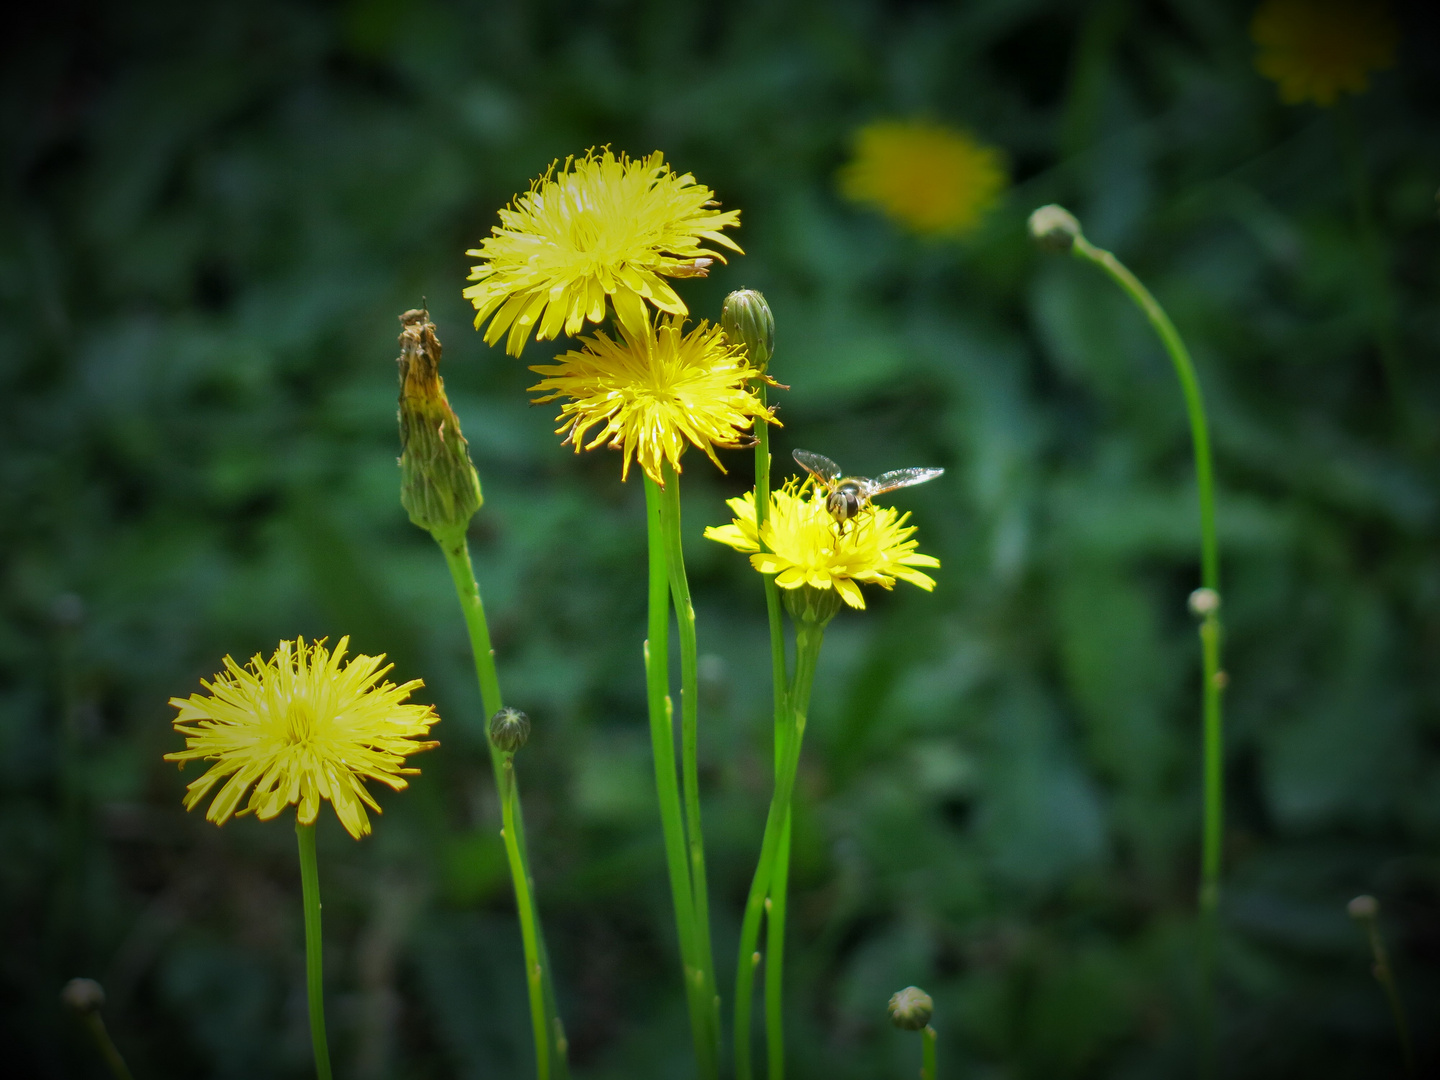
[
  {"xmin": 704, "ymin": 480, "xmax": 939, "ymax": 610},
  {"xmin": 1251, "ymin": 0, "xmax": 1396, "ymax": 106},
  {"xmin": 529, "ymin": 312, "xmax": 775, "ymax": 485},
  {"xmin": 464, "ymin": 149, "xmax": 743, "ymax": 356},
  {"xmin": 165, "ymin": 637, "xmax": 439, "ymax": 840},
  {"xmin": 838, "ymin": 119, "xmax": 1007, "ymax": 237}
]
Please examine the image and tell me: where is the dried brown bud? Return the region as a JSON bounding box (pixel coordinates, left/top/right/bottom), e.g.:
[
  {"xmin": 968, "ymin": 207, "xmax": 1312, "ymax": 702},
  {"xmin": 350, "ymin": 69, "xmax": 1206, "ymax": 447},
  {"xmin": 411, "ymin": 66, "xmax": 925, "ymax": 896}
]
[{"xmin": 61, "ymin": 978, "xmax": 106, "ymax": 1014}]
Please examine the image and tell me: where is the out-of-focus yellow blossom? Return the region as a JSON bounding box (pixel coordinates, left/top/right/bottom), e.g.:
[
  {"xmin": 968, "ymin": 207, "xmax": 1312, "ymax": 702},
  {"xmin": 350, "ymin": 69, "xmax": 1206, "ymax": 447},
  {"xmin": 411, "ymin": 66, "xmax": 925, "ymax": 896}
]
[
  {"xmin": 704, "ymin": 480, "xmax": 939, "ymax": 610},
  {"xmin": 838, "ymin": 119, "xmax": 1007, "ymax": 237},
  {"xmin": 464, "ymin": 149, "xmax": 742, "ymax": 356},
  {"xmin": 528, "ymin": 313, "xmax": 776, "ymax": 485},
  {"xmin": 166, "ymin": 637, "xmax": 438, "ymax": 840},
  {"xmin": 1251, "ymin": 0, "xmax": 1396, "ymax": 106}
]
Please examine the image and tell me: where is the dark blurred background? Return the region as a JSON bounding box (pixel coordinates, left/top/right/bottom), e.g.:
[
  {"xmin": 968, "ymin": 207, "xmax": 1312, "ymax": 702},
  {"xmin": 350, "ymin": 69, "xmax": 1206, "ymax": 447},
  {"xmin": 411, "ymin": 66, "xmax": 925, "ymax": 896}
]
[{"xmin": 4, "ymin": 0, "xmax": 1439, "ymax": 1076}]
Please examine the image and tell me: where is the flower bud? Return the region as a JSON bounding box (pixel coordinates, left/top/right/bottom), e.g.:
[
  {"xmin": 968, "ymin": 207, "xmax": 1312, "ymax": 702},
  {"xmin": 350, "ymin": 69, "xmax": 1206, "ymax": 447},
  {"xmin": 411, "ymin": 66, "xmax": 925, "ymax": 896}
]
[
  {"xmin": 782, "ymin": 584, "xmax": 842, "ymax": 628},
  {"xmin": 61, "ymin": 978, "xmax": 106, "ymax": 1014},
  {"xmin": 397, "ymin": 309, "xmax": 484, "ymax": 539},
  {"xmin": 888, "ymin": 985, "xmax": 933, "ymax": 1031},
  {"xmin": 489, "ymin": 707, "xmax": 530, "ymax": 754},
  {"xmin": 721, "ymin": 289, "xmax": 775, "ymax": 372},
  {"xmin": 1028, "ymin": 204, "xmax": 1082, "ymax": 253},
  {"xmin": 1348, "ymin": 894, "xmax": 1378, "ymax": 920},
  {"xmin": 1188, "ymin": 587, "xmax": 1220, "ymax": 618}
]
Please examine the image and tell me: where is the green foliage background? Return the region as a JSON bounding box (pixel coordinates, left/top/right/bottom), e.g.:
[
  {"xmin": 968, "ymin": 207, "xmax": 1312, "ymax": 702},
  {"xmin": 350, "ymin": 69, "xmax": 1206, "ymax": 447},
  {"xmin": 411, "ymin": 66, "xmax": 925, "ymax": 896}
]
[{"xmin": 3, "ymin": 0, "xmax": 1438, "ymax": 1076}]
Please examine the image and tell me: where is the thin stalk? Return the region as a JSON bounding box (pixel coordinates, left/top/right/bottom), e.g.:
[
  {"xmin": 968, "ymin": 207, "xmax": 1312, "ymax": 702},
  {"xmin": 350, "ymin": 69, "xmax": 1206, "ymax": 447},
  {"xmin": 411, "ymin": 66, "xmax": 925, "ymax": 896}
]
[
  {"xmin": 735, "ymin": 621, "xmax": 825, "ymax": 1080},
  {"xmin": 764, "ymin": 813, "xmax": 792, "ymax": 1080},
  {"xmin": 922, "ymin": 1025, "xmax": 937, "ymax": 1080},
  {"xmin": 437, "ymin": 529, "xmax": 568, "ymax": 1079},
  {"xmin": 1352, "ymin": 901, "xmax": 1416, "ymax": 1078},
  {"xmin": 754, "ymin": 388, "xmax": 789, "ymax": 720},
  {"xmin": 643, "ymin": 477, "xmax": 714, "ymax": 1079},
  {"xmin": 296, "ymin": 821, "xmax": 333, "ymax": 1080},
  {"xmin": 1070, "ymin": 235, "xmax": 1224, "ymax": 1075},
  {"xmin": 79, "ymin": 1012, "xmax": 134, "ymax": 1080},
  {"xmin": 659, "ymin": 463, "xmax": 722, "ymax": 1068}
]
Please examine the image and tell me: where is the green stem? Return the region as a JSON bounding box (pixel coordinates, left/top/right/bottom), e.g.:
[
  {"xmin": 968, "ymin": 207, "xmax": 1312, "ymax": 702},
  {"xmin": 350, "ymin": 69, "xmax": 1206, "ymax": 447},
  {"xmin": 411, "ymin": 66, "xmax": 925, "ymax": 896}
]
[
  {"xmin": 735, "ymin": 621, "xmax": 825, "ymax": 1080},
  {"xmin": 765, "ymin": 812, "xmax": 792, "ymax": 1080},
  {"xmin": 1070, "ymin": 235, "xmax": 1224, "ymax": 1076},
  {"xmin": 659, "ymin": 463, "xmax": 722, "ymax": 1069},
  {"xmin": 922, "ymin": 1025, "xmax": 937, "ymax": 1080},
  {"xmin": 754, "ymin": 388, "xmax": 790, "ymax": 724},
  {"xmin": 437, "ymin": 529, "xmax": 568, "ymax": 1080},
  {"xmin": 295, "ymin": 821, "xmax": 333, "ymax": 1080},
  {"xmin": 642, "ymin": 477, "xmax": 714, "ymax": 1079},
  {"xmin": 81, "ymin": 1013, "xmax": 134, "ymax": 1080},
  {"xmin": 1357, "ymin": 910, "xmax": 1416, "ymax": 1078}
]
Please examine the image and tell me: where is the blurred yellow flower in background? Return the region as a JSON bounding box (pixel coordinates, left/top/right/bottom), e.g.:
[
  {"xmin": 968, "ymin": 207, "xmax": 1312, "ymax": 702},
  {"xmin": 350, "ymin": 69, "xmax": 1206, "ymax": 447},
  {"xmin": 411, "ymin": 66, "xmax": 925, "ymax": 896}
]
[
  {"xmin": 839, "ymin": 119, "xmax": 1007, "ymax": 237},
  {"xmin": 166, "ymin": 637, "xmax": 438, "ymax": 840},
  {"xmin": 704, "ymin": 480, "xmax": 939, "ymax": 609},
  {"xmin": 465, "ymin": 149, "xmax": 742, "ymax": 355},
  {"xmin": 1251, "ymin": 0, "xmax": 1396, "ymax": 106},
  {"xmin": 528, "ymin": 313, "xmax": 775, "ymax": 484}
]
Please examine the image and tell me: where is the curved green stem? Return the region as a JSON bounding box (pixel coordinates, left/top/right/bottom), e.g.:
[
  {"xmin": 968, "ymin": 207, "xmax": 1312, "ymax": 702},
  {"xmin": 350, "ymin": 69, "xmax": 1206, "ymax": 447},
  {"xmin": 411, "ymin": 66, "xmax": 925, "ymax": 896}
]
[
  {"xmin": 295, "ymin": 821, "xmax": 333, "ymax": 1080},
  {"xmin": 438, "ymin": 529, "xmax": 568, "ymax": 1080},
  {"xmin": 735, "ymin": 621, "xmax": 825, "ymax": 1080},
  {"xmin": 922, "ymin": 1025, "xmax": 937, "ymax": 1080},
  {"xmin": 642, "ymin": 477, "xmax": 714, "ymax": 1079},
  {"xmin": 1070, "ymin": 235, "xmax": 1224, "ymax": 1075},
  {"xmin": 659, "ymin": 463, "xmax": 722, "ymax": 1070},
  {"xmin": 1354, "ymin": 906, "xmax": 1416, "ymax": 1078}
]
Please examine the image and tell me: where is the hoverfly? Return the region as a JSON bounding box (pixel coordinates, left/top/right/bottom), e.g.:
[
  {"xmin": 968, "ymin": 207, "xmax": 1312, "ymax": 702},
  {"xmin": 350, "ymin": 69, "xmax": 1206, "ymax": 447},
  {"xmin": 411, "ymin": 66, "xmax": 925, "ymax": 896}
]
[{"xmin": 792, "ymin": 449, "xmax": 944, "ymax": 533}]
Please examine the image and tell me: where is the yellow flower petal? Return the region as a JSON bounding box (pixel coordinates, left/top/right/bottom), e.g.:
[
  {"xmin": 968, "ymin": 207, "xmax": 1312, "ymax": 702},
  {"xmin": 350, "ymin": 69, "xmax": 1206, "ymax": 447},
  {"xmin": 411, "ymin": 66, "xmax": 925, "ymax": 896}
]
[
  {"xmin": 465, "ymin": 149, "xmax": 742, "ymax": 356},
  {"xmin": 165, "ymin": 637, "xmax": 439, "ymax": 840},
  {"xmin": 1251, "ymin": 0, "xmax": 1396, "ymax": 107}
]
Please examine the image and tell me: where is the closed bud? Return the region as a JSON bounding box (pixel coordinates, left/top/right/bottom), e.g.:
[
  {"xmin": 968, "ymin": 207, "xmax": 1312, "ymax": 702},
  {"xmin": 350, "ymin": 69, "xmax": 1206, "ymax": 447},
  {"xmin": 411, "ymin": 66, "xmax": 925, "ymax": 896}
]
[
  {"xmin": 1028, "ymin": 204, "xmax": 1082, "ymax": 253},
  {"xmin": 1188, "ymin": 587, "xmax": 1220, "ymax": 617},
  {"xmin": 397, "ymin": 309, "xmax": 484, "ymax": 539},
  {"xmin": 782, "ymin": 584, "xmax": 842, "ymax": 628},
  {"xmin": 61, "ymin": 978, "xmax": 106, "ymax": 1014},
  {"xmin": 722, "ymin": 289, "xmax": 775, "ymax": 372},
  {"xmin": 489, "ymin": 707, "xmax": 530, "ymax": 753},
  {"xmin": 1348, "ymin": 894, "xmax": 1378, "ymax": 920},
  {"xmin": 888, "ymin": 986, "xmax": 933, "ymax": 1031}
]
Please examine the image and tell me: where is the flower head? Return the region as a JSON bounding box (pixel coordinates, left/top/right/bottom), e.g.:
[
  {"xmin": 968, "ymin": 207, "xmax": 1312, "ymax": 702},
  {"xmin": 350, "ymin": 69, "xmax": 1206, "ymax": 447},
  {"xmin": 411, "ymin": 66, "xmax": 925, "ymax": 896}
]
[
  {"xmin": 839, "ymin": 119, "xmax": 1007, "ymax": 237},
  {"xmin": 1251, "ymin": 0, "xmax": 1396, "ymax": 106},
  {"xmin": 464, "ymin": 149, "xmax": 743, "ymax": 356},
  {"xmin": 165, "ymin": 637, "xmax": 439, "ymax": 840},
  {"xmin": 704, "ymin": 480, "xmax": 939, "ymax": 610},
  {"xmin": 529, "ymin": 312, "xmax": 776, "ymax": 485}
]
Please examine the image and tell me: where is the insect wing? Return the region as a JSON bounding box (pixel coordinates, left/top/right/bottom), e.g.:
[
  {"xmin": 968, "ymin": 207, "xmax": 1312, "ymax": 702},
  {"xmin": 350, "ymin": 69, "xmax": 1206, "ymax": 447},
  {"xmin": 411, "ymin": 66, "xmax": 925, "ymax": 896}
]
[
  {"xmin": 865, "ymin": 467, "xmax": 945, "ymax": 497},
  {"xmin": 792, "ymin": 449, "xmax": 843, "ymax": 485}
]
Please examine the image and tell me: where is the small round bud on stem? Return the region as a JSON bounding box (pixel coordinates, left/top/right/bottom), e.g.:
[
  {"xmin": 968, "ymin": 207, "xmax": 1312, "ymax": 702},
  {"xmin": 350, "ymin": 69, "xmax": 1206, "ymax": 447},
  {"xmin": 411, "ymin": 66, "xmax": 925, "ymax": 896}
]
[
  {"xmin": 1188, "ymin": 587, "xmax": 1221, "ymax": 617},
  {"xmin": 62, "ymin": 978, "xmax": 106, "ymax": 1014},
  {"xmin": 721, "ymin": 289, "xmax": 775, "ymax": 372},
  {"xmin": 489, "ymin": 707, "xmax": 530, "ymax": 754},
  {"xmin": 888, "ymin": 986, "xmax": 933, "ymax": 1031},
  {"xmin": 1028, "ymin": 204, "xmax": 1082, "ymax": 253},
  {"xmin": 1348, "ymin": 894, "xmax": 1379, "ymax": 920}
]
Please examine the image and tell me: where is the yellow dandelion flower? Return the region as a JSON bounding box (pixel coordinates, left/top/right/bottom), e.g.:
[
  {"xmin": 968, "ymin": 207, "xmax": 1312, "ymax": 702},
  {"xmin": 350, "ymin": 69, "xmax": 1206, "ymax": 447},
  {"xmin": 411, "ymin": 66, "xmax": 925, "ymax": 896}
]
[
  {"xmin": 839, "ymin": 119, "xmax": 1007, "ymax": 237},
  {"xmin": 528, "ymin": 312, "xmax": 776, "ymax": 485},
  {"xmin": 704, "ymin": 480, "xmax": 939, "ymax": 610},
  {"xmin": 464, "ymin": 148, "xmax": 743, "ymax": 356},
  {"xmin": 1251, "ymin": 0, "xmax": 1396, "ymax": 106},
  {"xmin": 165, "ymin": 637, "xmax": 439, "ymax": 840}
]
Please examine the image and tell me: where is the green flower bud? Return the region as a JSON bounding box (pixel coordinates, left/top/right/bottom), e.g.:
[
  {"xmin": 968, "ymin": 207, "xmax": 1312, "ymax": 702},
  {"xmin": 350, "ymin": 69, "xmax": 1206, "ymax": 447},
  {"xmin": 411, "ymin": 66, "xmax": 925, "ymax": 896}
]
[
  {"xmin": 721, "ymin": 288, "xmax": 775, "ymax": 371},
  {"xmin": 1028, "ymin": 204, "xmax": 1082, "ymax": 253},
  {"xmin": 397, "ymin": 309, "xmax": 484, "ymax": 539},
  {"xmin": 782, "ymin": 584, "xmax": 842, "ymax": 628},
  {"xmin": 61, "ymin": 978, "xmax": 106, "ymax": 1014},
  {"xmin": 888, "ymin": 986, "xmax": 933, "ymax": 1031},
  {"xmin": 489, "ymin": 707, "xmax": 530, "ymax": 754}
]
